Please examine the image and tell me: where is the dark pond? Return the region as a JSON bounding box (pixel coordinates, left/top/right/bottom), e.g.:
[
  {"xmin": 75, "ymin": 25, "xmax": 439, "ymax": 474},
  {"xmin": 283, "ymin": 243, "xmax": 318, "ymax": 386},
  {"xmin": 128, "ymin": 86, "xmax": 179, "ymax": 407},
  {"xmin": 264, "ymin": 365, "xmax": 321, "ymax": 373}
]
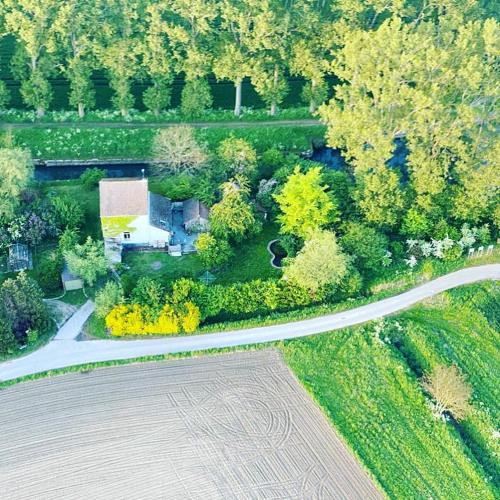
[
  {"xmin": 34, "ymin": 163, "xmax": 149, "ymax": 181},
  {"xmin": 269, "ymin": 240, "xmax": 287, "ymax": 268},
  {"xmin": 310, "ymin": 137, "xmax": 409, "ymax": 183}
]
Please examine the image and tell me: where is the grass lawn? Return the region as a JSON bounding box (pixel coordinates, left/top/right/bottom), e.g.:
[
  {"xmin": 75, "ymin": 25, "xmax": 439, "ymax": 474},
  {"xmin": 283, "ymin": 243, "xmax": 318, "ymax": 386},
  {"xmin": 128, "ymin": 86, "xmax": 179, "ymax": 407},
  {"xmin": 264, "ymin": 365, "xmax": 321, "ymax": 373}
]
[
  {"xmin": 216, "ymin": 223, "xmax": 281, "ymax": 284},
  {"xmin": 283, "ymin": 285, "xmax": 499, "ymax": 499},
  {"xmin": 120, "ymin": 223, "xmax": 280, "ymax": 292},
  {"xmin": 121, "ymin": 252, "xmax": 205, "ymax": 293}
]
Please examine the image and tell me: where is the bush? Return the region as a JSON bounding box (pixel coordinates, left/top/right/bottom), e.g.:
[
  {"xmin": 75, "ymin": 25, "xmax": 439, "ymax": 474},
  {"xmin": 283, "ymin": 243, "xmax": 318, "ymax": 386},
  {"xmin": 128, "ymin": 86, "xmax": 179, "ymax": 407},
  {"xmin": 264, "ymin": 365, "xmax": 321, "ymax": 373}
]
[
  {"xmin": 105, "ymin": 301, "xmax": 201, "ymax": 336},
  {"xmin": 51, "ymin": 195, "xmax": 84, "ymax": 230},
  {"xmin": 422, "ymin": 365, "xmax": 472, "ymax": 421},
  {"xmin": 151, "ymin": 126, "xmax": 208, "ymax": 177},
  {"xmin": 195, "ymin": 233, "xmax": 233, "ymax": 269},
  {"xmin": 79, "ymin": 168, "xmax": 106, "ymax": 189},
  {"xmin": 340, "ymin": 222, "xmax": 389, "ymax": 273},
  {"xmin": 0, "ymin": 272, "xmax": 48, "ymax": 344},
  {"xmin": 33, "ymin": 250, "xmax": 63, "ymax": 293},
  {"xmin": 95, "ymin": 281, "xmax": 124, "ymax": 319},
  {"xmin": 180, "ymin": 78, "xmax": 213, "ymax": 118},
  {"xmin": 131, "ymin": 277, "xmax": 165, "ymax": 310}
]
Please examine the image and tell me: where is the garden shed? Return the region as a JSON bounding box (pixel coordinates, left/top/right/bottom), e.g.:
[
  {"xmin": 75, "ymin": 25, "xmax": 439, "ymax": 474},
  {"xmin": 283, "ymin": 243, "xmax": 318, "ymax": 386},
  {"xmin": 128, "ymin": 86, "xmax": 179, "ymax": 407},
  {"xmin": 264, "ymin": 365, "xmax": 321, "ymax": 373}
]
[
  {"xmin": 7, "ymin": 243, "xmax": 32, "ymax": 272},
  {"xmin": 183, "ymin": 198, "xmax": 209, "ymax": 233},
  {"xmin": 61, "ymin": 262, "xmax": 84, "ymax": 291}
]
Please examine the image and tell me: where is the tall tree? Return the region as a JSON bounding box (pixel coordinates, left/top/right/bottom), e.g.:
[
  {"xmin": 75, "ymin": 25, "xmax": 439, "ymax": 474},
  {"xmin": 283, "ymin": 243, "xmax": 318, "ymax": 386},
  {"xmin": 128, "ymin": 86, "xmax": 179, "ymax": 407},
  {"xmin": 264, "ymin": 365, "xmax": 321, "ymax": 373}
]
[
  {"xmin": 289, "ymin": 1, "xmax": 331, "ymax": 113},
  {"xmin": 53, "ymin": 0, "xmax": 96, "ymax": 117},
  {"xmin": 213, "ymin": 0, "xmax": 253, "ymax": 116},
  {"xmin": 0, "ymin": 272, "xmax": 48, "ymax": 344},
  {"xmin": 283, "ymin": 229, "xmax": 348, "ymax": 296},
  {"xmin": 274, "ymin": 166, "xmax": 335, "ymax": 239},
  {"xmin": 165, "ymin": 0, "xmax": 217, "ymax": 117},
  {"xmin": 319, "ymin": 16, "xmax": 499, "ymax": 222},
  {"xmin": 4, "ymin": 0, "xmax": 59, "ymax": 117},
  {"xmin": 210, "ymin": 178, "xmax": 257, "ymax": 242},
  {"xmin": 94, "ymin": 0, "xmax": 143, "ymax": 116},
  {"xmin": 141, "ymin": 3, "xmax": 174, "ymax": 115},
  {"xmin": 245, "ymin": 0, "xmax": 293, "ymax": 116},
  {"xmin": 0, "ymin": 148, "xmax": 33, "ymax": 219}
]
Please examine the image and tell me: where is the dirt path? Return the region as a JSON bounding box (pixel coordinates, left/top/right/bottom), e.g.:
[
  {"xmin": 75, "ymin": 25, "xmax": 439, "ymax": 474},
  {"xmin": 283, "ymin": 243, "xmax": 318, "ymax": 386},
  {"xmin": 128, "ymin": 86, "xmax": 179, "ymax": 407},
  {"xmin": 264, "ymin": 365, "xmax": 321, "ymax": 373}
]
[{"xmin": 0, "ymin": 118, "xmax": 322, "ymax": 129}]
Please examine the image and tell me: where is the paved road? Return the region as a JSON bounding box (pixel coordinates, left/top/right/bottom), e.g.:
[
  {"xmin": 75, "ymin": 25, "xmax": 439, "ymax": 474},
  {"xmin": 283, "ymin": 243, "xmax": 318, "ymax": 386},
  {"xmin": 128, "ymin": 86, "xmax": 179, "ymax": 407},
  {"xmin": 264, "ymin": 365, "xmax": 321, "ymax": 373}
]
[
  {"xmin": 0, "ymin": 351, "xmax": 382, "ymax": 500},
  {"xmin": 0, "ymin": 264, "xmax": 498, "ymax": 382},
  {"xmin": 0, "ymin": 119, "xmax": 322, "ymax": 129}
]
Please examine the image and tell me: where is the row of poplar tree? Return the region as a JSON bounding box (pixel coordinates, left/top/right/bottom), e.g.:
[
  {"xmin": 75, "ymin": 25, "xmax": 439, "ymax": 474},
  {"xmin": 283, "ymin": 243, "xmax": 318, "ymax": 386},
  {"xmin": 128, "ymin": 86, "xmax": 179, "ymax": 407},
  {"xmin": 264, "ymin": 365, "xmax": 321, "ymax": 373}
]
[{"xmin": 1, "ymin": 0, "xmax": 496, "ymax": 119}]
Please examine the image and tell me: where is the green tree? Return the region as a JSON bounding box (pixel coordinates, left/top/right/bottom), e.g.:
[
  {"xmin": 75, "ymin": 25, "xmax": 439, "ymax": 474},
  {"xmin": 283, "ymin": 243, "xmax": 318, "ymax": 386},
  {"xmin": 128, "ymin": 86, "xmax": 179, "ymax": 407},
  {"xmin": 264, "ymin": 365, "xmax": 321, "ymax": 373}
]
[
  {"xmin": 0, "ymin": 271, "xmax": 48, "ymax": 344},
  {"xmin": 357, "ymin": 167, "xmax": 404, "ymax": 227},
  {"xmin": 274, "ymin": 166, "xmax": 335, "ymax": 239},
  {"xmin": 401, "ymin": 207, "xmax": 432, "ymax": 238},
  {"xmin": 319, "ymin": 17, "xmax": 499, "ymax": 218},
  {"xmin": 95, "ymin": 281, "xmax": 124, "ymax": 319},
  {"xmin": 213, "ymin": 0, "xmax": 253, "ymax": 116},
  {"xmin": 141, "ymin": 3, "xmax": 174, "ymax": 115},
  {"xmin": 283, "ymin": 229, "xmax": 348, "ymax": 296},
  {"xmin": 245, "ymin": 0, "xmax": 292, "ymax": 116},
  {"xmin": 0, "ymin": 78, "xmax": 10, "ymax": 109},
  {"xmin": 165, "ymin": 0, "xmax": 217, "ymax": 117},
  {"xmin": 217, "ymin": 136, "xmax": 258, "ymax": 179},
  {"xmin": 53, "ymin": 0, "xmax": 96, "ymax": 117},
  {"xmin": 4, "ymin": 0, "xmax": 59, "ymax": 116},
  {"xmin": 64, "ymin": 237, "xmax": 109, "ymax": 286},
  {"xmin": 195, "ymin": 232, "xmax": 233, "ymax": 269},
  {"xmin": 340, "ymin": 222, "xmax": 388, "ymax": 273},
  {"xmin": 93, "ymin": 0, "xmax": 142, "ymax": 116},
  {"xmin": 289, "ymin": 3, "xmax": 331, "ymax": 113},
  {"xmin": 210, "ymin": 179, "xmax": 257, "ymax": 242},
  {"xmin": 0, "ymin": 147, "xmax": 33, "ymax": 218}
]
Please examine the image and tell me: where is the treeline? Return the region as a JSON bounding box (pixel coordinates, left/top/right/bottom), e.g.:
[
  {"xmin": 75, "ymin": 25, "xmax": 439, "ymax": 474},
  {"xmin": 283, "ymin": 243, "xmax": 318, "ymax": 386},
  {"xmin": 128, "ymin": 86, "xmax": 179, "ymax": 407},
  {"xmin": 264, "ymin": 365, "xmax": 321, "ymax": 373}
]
[{"xmin": 0, "ymin": 0, "xmax": 496, "ymax": 118}]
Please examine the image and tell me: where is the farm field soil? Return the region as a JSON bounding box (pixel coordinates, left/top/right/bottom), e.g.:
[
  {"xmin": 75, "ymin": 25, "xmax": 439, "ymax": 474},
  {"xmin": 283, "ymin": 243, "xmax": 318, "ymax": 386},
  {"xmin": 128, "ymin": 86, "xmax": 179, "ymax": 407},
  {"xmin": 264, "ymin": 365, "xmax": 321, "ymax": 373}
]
[{"xmin": 0, "ymin": 350, "xmax": 381, "ymax": 500}]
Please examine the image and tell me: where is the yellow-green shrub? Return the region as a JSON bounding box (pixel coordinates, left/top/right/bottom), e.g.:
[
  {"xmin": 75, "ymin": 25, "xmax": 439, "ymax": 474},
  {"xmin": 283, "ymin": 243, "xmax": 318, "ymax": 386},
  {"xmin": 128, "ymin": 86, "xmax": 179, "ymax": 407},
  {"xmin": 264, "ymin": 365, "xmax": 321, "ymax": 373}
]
[{"xmin": 105, "ymin": 302, "xmax": 200, "ymax": 336}]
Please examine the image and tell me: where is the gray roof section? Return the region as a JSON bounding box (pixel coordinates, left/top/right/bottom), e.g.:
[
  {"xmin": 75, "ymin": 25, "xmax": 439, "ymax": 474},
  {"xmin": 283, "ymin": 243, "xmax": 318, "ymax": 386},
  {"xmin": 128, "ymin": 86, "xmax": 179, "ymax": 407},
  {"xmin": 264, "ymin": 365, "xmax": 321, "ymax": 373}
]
[
  {"xmin": 183, "ymin": 198, "xmax": 209, "ymax": 225},
  {"xmin": 149, "ymin": 193, "xmax": 172, "ymax": 231}
]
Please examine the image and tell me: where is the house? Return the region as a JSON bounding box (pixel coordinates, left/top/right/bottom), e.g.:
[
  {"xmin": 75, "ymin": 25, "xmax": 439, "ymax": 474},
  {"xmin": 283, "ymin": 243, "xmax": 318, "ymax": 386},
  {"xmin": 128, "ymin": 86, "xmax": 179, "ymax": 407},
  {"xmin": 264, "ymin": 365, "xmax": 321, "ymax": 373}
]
[
  {"xmin": 99, "ymin": 178, "xmax": 172, "ymax": 258},
  {"xmin": 183, "ymin": 198, "xmax": 210, "ymax": 233}
]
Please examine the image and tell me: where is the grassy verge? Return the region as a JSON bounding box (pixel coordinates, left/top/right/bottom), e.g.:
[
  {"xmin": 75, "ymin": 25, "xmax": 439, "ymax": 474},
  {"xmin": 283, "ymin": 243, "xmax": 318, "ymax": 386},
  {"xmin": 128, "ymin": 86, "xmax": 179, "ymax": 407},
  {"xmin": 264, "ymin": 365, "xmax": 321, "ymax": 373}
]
[
  {"xmin": 392, "ymin": 283, "xmax": 500, "ymax": 485},
  {"xmin": 11, "ymin": 125, "xmax": 326, "ymax": 160},
  {"xmin": 0, "ymin": 106, "xmax": 313, "ymax": 124},
  {"xmin": 282, "ymin": 288, "xmax": 498, "ymax": 498}
]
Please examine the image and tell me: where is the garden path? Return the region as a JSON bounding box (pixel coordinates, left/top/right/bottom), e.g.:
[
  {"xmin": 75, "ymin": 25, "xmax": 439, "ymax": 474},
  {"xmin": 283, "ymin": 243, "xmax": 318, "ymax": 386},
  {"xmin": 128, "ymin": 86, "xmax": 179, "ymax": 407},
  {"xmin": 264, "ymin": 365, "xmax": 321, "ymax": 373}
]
[
  {"xmin": 0, "ymin": 119, "xmax": 321, "ymax": 130},
  {"xmin": 0, "ymin": 264, "xmax": 498, "ymax": 382}
]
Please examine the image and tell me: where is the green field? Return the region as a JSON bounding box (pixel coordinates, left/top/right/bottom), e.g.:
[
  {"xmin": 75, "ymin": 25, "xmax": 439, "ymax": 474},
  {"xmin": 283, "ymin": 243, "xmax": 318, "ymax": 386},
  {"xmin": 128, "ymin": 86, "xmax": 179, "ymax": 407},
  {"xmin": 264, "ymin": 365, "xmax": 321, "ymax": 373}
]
[
  {"xmin": 284, "ymin": 283, "xmax": 499, "ymax": 498},
  {"xmin": 10, "ymin": 125, "xmax": 325, "ymax": 160}
]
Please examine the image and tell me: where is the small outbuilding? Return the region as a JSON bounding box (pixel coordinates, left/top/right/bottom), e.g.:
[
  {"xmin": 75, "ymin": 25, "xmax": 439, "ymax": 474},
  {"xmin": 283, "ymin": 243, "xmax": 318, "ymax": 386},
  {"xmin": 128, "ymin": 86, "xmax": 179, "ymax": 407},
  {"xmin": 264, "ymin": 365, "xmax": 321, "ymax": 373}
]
[
  {"xmin": 61, "ymin": 263, "xmax": 83, "ymax": 291},
  {"xmin": 183, "ymin": 198, "xmax": 209, "ymax": 233},
  {"xmin": 7, "ymin": 243, "xmax": 32, "ymax": 272}
]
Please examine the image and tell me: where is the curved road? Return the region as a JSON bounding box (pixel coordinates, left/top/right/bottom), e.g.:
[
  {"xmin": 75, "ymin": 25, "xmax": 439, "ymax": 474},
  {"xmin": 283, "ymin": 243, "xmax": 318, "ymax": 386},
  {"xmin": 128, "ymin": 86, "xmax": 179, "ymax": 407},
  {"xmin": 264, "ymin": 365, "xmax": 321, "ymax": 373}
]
[{"xmin": 0, "ymin": 264, "xmax": 498, "ymax": 382}]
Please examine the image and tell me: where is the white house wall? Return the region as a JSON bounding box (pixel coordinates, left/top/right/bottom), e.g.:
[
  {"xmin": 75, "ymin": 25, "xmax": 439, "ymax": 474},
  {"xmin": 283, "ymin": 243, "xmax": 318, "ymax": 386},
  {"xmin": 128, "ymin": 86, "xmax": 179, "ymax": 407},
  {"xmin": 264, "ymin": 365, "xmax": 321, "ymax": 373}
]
[{"xmin": 122, "ymin": 215, "xmax": 171, "ymax": 247}]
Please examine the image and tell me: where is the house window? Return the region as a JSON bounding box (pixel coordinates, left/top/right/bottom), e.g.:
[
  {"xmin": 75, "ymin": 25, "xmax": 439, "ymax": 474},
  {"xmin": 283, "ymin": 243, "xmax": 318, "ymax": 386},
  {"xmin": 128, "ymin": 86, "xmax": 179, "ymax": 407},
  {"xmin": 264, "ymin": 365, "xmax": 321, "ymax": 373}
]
[{"xmin": 123, "ymin": 232, "xmax": 131, "ymax": 240}]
